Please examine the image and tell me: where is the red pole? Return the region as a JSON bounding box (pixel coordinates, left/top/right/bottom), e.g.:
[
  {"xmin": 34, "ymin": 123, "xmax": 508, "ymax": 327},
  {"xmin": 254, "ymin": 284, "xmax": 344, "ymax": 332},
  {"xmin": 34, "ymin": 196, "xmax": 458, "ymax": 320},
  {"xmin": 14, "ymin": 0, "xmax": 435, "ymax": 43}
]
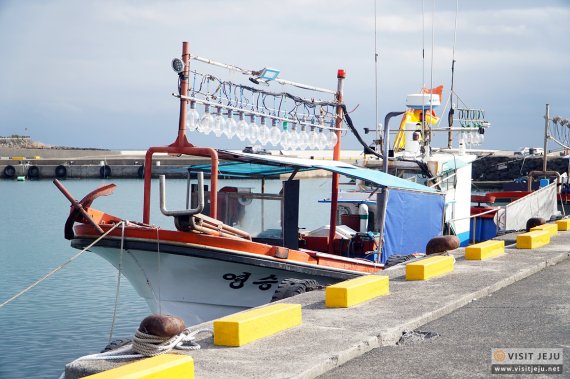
[
  {"xmin": 328, "ymin": 69, "xmax": 345, "ymax": 254},
  {"xmin": 177, "ymin": 41, "xmax": 191, "ymax": 147},
  {"xmin": 142, "ymin": 42, "xmax": 219, "ymax": 224}
]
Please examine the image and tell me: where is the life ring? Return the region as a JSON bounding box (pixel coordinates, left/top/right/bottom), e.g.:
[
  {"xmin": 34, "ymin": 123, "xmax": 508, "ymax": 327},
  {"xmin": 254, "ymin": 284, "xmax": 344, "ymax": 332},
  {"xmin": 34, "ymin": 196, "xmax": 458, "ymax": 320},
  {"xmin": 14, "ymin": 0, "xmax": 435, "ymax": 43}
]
[
  {"xmin": 55, "ymin": 165, "xmax": 67, "ymax": 179},
  {"xmin": 100, "ymin": 165, "xmax": 111, "ymax": 178},
  {"xmin": 3, "ymin": 165, "xmax": 16, "ymax": 178},
  {"xmin": 27, "ymin": 165, "xmax": 40, "ymax": 178},
  {"xmin": 137, "ymin": 165, "xmax": 145, "ymax": 179}
]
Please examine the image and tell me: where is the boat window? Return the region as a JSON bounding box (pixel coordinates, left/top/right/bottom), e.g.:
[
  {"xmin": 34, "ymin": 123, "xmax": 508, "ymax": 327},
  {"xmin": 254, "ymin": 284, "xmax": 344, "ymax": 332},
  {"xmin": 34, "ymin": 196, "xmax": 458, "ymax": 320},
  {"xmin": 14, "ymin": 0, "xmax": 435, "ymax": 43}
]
[{"xmin": 217, "ymin": 190, "xmax": 284, "ymax": 240}]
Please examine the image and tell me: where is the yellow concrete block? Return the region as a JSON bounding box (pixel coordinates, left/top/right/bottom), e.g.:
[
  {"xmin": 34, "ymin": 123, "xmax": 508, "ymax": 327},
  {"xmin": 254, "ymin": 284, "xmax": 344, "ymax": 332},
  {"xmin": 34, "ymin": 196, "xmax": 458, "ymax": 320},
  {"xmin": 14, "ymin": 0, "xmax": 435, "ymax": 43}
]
[
  {"xmin": 325, "ymin": 275, "xmax": 389, "ymax": 308},
  {"xmin": 214, "ymin": 303, "xmax": 301, "ymax": 347},
  {"xmin": 531, "ymin": 223, "xmax": 558, "ymax": 237},
  {"xmin": 556, "ymin": 219, "xmax": 570, "ymax": 231},
  {"xmin": 465, "ymin": 240, "xmax": 505, "ymax": 260},
  {"xmin": 84, "ymin": 354, "xmax": 193, "ymax": 379},
  {"xmin": 406, "ymin": 255, "xmax": 454, "ymax": 281},
  {"xmin": 516, "ymin": 230, "xmax": 550, "ymax": 249}
]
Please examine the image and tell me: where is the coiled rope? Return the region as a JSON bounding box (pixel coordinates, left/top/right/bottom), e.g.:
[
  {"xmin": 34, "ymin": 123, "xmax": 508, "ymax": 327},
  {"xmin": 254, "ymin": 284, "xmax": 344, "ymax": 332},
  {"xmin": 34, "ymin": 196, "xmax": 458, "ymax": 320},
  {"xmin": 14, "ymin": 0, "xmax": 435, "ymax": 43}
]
[
  {"xmin": 132, "ymin": 328, "xmax": 213, "ymax": 356},
  {"xmin": 59, "ymin": 328, "xmax": 212, "ymax": 379}
]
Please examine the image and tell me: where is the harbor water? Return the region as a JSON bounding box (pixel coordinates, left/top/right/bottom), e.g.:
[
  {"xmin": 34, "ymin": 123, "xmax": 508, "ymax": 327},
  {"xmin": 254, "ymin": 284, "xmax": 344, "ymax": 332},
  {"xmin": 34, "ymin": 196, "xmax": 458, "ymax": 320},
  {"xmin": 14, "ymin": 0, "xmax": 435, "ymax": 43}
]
[{"xmin": 0, "ymin": 177, "xmax": 332, "ymax": 378}]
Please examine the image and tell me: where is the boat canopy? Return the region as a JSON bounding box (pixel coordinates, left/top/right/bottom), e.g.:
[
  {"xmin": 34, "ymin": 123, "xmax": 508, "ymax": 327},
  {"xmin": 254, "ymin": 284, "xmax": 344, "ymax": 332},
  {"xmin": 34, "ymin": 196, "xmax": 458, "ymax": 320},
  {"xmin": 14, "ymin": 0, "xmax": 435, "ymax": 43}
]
[{"xmin": 190, "ymin": 150, "xmax": 438, "ymax": 193}]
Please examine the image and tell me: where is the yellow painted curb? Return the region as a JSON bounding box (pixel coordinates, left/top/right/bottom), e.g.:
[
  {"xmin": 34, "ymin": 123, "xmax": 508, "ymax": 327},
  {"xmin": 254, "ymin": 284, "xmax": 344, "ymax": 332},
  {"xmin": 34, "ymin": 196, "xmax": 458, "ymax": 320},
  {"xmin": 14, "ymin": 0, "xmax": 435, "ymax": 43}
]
[
  {"xmin": 556, "ymin": 219, "xmax": 570, "ymax": 231},
  {"xmin": 465, "ymin": 240, "xmax": 505, "ymax": 260},
  {"xmin": 214, "ymin": 303, "xmax": 301, "ymax": 347},
  {"xmin": 531, "ymin": 223, "xmax": 558, "ymax": 237},
  {"xmin": 84, "ymin": 354, "xmax": 194, "ymax": 379},
  {"xmin": 516, "ymin": 230, "xmax": 550, "ymax": 249},
  {"xmin": 325, "ymin": 275, "xmax": 389, "ymax": 308},
  {"xmin": 406, "ymin": 255, "xmax": 454, "ymax": 281}
]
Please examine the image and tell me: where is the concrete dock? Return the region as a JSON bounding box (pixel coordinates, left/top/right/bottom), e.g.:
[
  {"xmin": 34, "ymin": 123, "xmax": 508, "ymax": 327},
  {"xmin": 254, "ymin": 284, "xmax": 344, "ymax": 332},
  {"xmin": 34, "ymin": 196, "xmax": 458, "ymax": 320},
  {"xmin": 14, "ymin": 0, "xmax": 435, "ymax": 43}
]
[{"xmin": 64, "ymin": 229, "xmax": 570, "ymax": 378}]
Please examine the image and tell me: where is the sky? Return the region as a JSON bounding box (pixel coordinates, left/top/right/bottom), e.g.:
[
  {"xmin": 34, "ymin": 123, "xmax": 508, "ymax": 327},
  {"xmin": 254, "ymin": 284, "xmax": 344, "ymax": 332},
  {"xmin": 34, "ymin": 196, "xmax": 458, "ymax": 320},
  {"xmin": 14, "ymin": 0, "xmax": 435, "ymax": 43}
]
[{"xmin": 0, "ymin": 0, "xmax": 569, "ymax": 152}]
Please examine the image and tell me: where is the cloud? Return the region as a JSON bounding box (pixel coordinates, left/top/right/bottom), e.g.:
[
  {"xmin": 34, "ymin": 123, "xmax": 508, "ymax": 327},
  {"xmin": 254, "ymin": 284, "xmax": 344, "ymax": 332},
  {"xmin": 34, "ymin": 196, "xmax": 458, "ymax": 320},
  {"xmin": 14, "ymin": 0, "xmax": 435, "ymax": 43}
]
[{"xmin": 0, "ymin": 0, "xmax": 569, "ymax": 151}]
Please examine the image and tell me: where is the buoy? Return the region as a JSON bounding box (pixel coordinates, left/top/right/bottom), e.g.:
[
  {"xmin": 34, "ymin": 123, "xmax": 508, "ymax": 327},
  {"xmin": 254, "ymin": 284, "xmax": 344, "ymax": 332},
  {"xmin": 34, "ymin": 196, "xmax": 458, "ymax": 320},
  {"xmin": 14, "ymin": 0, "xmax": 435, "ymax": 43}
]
[
  {"xmin": 138, "ymin": 314, "xmax": 186, "ymax": 338},
  {"xmin": 17, "ymin": 176, "xmax": 26, "ymax": 181},
  {"xmin": 426, "ymin": 235, "xmax": 460, "ymax": 255},
  {"xmin": 526, "ymin": 217, "xmax": 546, "ymax": 232}
]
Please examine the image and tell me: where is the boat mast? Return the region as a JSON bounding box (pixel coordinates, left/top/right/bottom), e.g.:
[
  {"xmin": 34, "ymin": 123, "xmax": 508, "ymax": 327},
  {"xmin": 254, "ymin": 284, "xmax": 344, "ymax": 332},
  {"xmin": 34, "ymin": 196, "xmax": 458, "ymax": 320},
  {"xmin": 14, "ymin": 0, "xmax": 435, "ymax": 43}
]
[
  {"xmin": 327, "ymin": 70, "xmax": 346, "ymax": 254},
  {"xmin": 374, "ymin": 0, "xmax": 380, "ymax": 153},
  {"xmin": 448, "ymin": 0, "xmax": 459, "ymax": 148},
  {"xmin": 543, "ymin": 104, "xmax": 550, "ymax": 174}
]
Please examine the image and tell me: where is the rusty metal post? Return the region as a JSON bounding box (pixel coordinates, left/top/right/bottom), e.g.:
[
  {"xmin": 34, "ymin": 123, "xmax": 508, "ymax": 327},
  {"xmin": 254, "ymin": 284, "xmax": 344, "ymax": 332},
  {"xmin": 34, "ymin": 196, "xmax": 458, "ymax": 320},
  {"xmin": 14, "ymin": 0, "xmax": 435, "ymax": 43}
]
[
  {"xmin": 328, "ymin": 69, "xmax": 345, "ymax": 254},
  {"xmin": 177, "ymin": 42, "xmax": 191, "ymax": 147}
]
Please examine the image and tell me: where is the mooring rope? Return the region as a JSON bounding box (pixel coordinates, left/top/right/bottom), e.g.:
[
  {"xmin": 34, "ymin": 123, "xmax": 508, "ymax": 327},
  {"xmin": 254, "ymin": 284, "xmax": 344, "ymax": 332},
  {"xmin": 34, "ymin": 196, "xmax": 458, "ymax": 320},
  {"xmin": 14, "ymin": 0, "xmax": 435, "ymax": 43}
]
[
  {"xmin": 59, "ymin": 327, "xmax": 213, "ymax": 379},
  {"xmin": 0, "ymin": 222, "xmax": 125, "ymax": 309},
  {"xmin": 132, "ymin": 328, "xmax": 212, "ymax": 356},
  {"xmin": 108, "ymin": 221, "xmax": 126, "ymax": 343}
]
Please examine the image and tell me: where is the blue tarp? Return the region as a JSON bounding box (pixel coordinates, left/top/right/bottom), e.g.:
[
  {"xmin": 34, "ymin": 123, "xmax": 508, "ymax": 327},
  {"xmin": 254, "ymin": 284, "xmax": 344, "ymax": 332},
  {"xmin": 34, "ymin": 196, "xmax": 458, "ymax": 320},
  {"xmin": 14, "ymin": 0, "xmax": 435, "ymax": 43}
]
[{"xmin": 381, "ymin": 188, "xmax": 445, "ymax": 263}]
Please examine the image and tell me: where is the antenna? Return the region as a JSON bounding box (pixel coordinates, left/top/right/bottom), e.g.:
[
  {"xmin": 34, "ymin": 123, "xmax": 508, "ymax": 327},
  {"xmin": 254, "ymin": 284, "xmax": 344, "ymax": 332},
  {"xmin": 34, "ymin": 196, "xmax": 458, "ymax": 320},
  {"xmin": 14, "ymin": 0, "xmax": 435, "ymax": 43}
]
[
  {"xmin": 374, "ymin": 0, "xmax": 380, "ymax": 154},
  {"xmin": 448, "ymin": 0, "xmax": 459, "ymax": 148}
]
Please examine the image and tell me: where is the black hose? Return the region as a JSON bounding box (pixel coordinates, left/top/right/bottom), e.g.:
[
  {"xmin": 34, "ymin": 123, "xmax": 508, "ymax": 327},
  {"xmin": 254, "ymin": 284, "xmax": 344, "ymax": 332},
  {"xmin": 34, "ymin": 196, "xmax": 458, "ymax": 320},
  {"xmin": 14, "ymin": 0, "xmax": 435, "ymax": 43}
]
[
  {"xmin": 341, "ymin": 104, "xmax": 382, "ymax": 159},
  {"xmin": 341, "ymin": 104, "xmax": 433, "ymax": 178}
]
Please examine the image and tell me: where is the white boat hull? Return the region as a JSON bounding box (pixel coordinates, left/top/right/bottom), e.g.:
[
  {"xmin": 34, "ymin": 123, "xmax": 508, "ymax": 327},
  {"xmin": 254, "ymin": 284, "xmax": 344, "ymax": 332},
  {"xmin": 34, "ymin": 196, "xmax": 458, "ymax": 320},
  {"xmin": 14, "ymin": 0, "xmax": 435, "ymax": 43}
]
[{"xmin": 84, "ymin": 240, "xmax": 354, "ymax": 325}]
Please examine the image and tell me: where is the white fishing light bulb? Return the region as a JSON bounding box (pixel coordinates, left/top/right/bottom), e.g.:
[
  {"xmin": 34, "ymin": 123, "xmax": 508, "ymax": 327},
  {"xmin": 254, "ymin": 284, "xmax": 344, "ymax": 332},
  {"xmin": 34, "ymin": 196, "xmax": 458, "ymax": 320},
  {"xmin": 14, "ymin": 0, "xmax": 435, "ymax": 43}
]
[
  {"xmin": 298, "ymin": 125, "xmax": 309, "ymax": 150},
  {"xmin": 258, "ymin": 116, "xmax": 270, "ymax": 145},
  {"xmin": 280, "ymin": 121, "xmax": 290, "ymax": 150},
  {"xmin": 269, "ymin": 119, "xmax": 282, "ymax": 146},
  {"xmin": 213, "ymin": 107, "xmax": 226, "ymax": 137},
  {"xmin": 247, "ymin": 114, "xmax": 259, "ymax": 144},
  {"xmin": 289, "ymin": 123, "xmax": 299, "ymax": 150},
  {"xmin": 236, "ymin": 112, "xmax": 248, "ymax": 141},
  {"xmin": 327, "ymin": 119, "xmax": 338, "ymax": 148},
  {"xmin": 224, "ymin": 110, "xmax": 238, "ymax": 138},
  {"xmin": 187, "ymin": 101, "xmax": 200, "ymax": 132},
  {"xmin": 199, "ymin": 104, "xmax": 214, "ymax": 134},
  {"xmin": 318, "ymin": 128, "xmax": 328, "ymax": 150},
  {"xmin": 309, "ymin": 126, "xmax": 319, "ymax": 150}
]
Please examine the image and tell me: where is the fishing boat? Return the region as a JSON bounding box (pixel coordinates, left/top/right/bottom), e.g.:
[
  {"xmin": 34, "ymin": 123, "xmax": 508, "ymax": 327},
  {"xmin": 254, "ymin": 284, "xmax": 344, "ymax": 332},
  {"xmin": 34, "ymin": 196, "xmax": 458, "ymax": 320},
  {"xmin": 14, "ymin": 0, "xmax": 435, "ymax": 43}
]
[
  {"xmin": 55, "ymin": 42, "xmax": 446, "ymax": 325},
  {"xmin": 335, "ymin": 86, "xmax": 483, "ymax": 248}
]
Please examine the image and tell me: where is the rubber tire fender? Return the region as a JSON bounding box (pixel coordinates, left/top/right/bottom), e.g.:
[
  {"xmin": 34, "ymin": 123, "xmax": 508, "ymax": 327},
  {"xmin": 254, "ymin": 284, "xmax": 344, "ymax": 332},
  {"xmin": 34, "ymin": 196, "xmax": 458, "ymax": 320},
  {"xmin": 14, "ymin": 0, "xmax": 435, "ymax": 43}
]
[
  {"xmin": 270, "ymin": 278, "xmax": 322, "ymax": 302},
  {"xmin": 100, "ymin": 165, "xmax": 111, "ymax": 178},
  {"xmin": 3, "ymin": 165, "xmax": 16, "ymax": 178},
  {"xmin": 27, "ymin": 165, "xmax": 40, "ymax": 178},
  {"xmin": 55, "ymin": 165, "xmax": 67, "ymax": 179}
]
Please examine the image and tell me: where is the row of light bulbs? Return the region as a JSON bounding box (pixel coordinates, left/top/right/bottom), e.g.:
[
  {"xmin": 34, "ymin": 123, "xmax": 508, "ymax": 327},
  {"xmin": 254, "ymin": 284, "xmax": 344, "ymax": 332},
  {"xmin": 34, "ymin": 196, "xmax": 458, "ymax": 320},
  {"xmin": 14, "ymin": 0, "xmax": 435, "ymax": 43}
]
[
  {"xmin": 459, "ymin": 129, "xmax": 485, "ymax": 146},
  {"xmin": 186, "ymin": 102, "xmax": 339, "ymax": 150}
]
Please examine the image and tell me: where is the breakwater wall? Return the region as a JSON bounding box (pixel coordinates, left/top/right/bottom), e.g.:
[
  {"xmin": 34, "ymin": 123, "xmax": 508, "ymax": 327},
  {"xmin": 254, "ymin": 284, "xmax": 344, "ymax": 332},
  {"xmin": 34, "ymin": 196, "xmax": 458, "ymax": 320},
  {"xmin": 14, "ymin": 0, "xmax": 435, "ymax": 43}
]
[
  {"xmin": 2, "ymin": 148, "xmax": 568, "ymax": 182},
  {"xmin": 0, "ymin": 150, "xmax": 211, "ymax": 180}
]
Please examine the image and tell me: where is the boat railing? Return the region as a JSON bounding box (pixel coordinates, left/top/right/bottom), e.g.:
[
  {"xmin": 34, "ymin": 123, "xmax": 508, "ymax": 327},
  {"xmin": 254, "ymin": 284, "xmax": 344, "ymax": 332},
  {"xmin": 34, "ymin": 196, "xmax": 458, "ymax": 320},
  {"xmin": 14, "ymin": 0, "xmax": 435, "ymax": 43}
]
[{"xmin": 159, "ymin": 173, "xmax": 204, "ymax": 217}]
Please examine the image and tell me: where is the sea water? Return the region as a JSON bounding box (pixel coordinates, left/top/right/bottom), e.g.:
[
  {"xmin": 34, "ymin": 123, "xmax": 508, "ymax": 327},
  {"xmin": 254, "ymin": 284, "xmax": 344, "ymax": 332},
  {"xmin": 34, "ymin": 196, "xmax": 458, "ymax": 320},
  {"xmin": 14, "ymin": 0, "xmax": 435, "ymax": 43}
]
[{"xmin": 0, "ymin": 177, "xmax": 333, "ymax": 378}]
